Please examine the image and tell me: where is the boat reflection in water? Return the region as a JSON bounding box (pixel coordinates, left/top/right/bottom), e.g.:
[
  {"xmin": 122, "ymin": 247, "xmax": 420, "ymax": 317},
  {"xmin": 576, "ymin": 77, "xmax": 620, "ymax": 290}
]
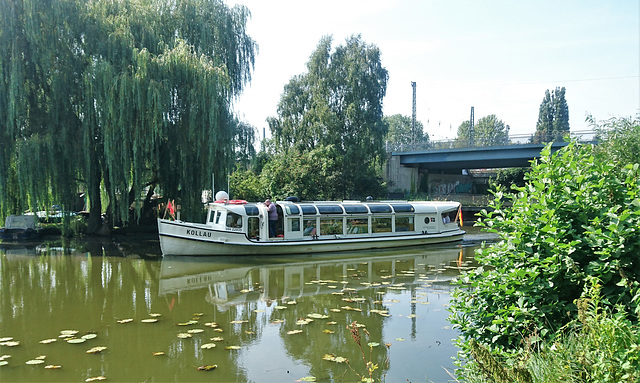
[{"xmin": 159, "ymin": 245, "xmax": 470, "ymax": 310}]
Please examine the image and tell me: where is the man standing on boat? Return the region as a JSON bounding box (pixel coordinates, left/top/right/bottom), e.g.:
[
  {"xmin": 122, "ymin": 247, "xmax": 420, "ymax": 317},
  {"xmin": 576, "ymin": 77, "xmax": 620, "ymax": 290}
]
[{"xmin": 265, "ymin": 199, "xmax": 278, "ymax": 237}]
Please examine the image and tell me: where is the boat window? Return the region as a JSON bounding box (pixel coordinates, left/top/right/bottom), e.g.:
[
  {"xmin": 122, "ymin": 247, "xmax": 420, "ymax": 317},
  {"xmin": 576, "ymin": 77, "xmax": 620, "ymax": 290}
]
[
  {"xmin": 248, "ymin": 217, "xmax": 260, "ymax": 239},
  {"xmin": 244, "ymin": 205, "xmax": 260, "ymax": 216},
  {"xmin": 208, "ymin": 210, "xmax": 215, "ymax": 223},
  {"xmin": 317, "ymin": 205, "xmax": 343, "ymax": 214},
  {"xmin": 346, "ymin": 217, "xmax": 368, "ymax": 234},
  {"xmin": 226, "ymin": 212, "xmax": 243, "ymax": 228},
  {"xmin": 301, "ymin": 205, "xmax": 317, "ymax": 215},
  {"xmin": 442, "ymin": 210, "xmax": 458, "ymax": 224},
  {"xmin": 391, "ymin": 204, "xmax": 415, "ymax": 213},
  {"xmin": 284, "ymin": 205, "xmax": 300, "ymax": 215},
  {"xmin": 288, "ymin": 217, "xmax": 300, "ymax": 232},
  {"xmin": 319, "ymin": 218, "xmax": 343, "ymax": 235},
  {"xmin": 343, "ymin": 204, "xmax": 368, "ymax": 214},
  {"xmin": 215, "ymin": 211, "xmax": 222, "ymax": 224},
  {"xmin": 395, "ymin": 216, "xmax": 414, "ymax": 232},
  {"xmin": 367, "ymin": 204, "xmax": 392, "ymax": 213},
  {"xmin": 372, "ymin": 217, "xmax": 392, "ymax": 233},
  {"xmin": 303, "ymin": 218, "xmax": 317, "ymax": 236}
]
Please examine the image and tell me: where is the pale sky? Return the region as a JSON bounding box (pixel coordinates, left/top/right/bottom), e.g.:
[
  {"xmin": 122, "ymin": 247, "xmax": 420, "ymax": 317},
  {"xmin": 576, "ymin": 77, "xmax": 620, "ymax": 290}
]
[{"xmin": 227, "ymin": 0, "xmax": 639, "ymax": 141}]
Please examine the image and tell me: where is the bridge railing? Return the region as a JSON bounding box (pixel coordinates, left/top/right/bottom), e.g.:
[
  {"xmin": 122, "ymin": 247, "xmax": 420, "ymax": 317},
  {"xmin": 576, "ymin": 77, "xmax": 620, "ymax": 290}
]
[{"xmin": 386, "ymin": 130, "xmax": 597, "ymax": 153}]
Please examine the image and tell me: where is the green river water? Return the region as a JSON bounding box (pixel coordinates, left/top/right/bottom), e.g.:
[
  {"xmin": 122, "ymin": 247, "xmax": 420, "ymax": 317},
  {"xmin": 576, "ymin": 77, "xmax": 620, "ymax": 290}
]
[{"xmin": 0, "ymin": 230, "xmax": 492, "ymax": 382}]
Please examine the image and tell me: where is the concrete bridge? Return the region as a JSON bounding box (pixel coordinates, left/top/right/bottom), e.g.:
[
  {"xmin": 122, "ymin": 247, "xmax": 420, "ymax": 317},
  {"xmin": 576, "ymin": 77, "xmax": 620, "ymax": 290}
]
[{"xmin": 385, "ymin": 139, "xmax": 592, "ymax": 198}]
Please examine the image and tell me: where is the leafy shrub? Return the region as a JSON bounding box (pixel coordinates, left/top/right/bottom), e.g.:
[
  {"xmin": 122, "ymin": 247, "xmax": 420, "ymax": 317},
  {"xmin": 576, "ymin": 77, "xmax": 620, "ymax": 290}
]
[{"xmin": 449, "ymin": 140, "xmax": 640, "ymax": 358}]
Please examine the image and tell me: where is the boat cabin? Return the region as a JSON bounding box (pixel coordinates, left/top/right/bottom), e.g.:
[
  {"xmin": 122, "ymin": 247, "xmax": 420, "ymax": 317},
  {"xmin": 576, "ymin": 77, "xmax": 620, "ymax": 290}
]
[{"xmin": 204, "ymin": 200, "xmax": 461, "ymax": 242}]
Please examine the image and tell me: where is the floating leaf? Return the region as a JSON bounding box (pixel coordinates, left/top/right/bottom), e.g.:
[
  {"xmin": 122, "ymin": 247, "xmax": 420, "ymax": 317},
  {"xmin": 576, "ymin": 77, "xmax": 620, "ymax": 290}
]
[
  {"xmin": 141, "ymin": 319, "xmax": 158, "ymax": 323},
  {"xmin": 0, "ymin": 361, "xmax": 8, "ymax": 367},
  {"xmin": 44, "ymin": 365, "xmax": 62, "ymax": 369},
  {"xmin": 176, "ymin": 320, "xmax": 198, "ymax": 326},
  {"xmin": 326, "ymin": 321, "xmax": 338, "ymax": 325},
  {"xmin": 201, "ymin": 343, "xmax": 216, "ymax": 349},
  {"xmin": 67, "ymin": 338, "xmax": 86, "ymax": 344},
  {"xmin": 26, "ymin": 359, "xmax": 45, "ymax": 365},
  {"xmin": 0, "ymin": 337, "xmax": 12, "ymax": 342},
  {"xmin": 287, "ymin": 300, "xmax": 297, "ymax": 305},
  {"xmin": 274, "ymin": 306, "xmax": 288, "ymax": 310},
  {"xmin": 307, "ymin": 313, "xmax": 329, "ymax": 319},
  {"xmin": 116, "ymin": 319, "xmax": 133, "ymax": 324},
  {"xmin": 86, "ymin": 346, "xmax": 107, "ymax": 354},
  {"xmin": 367, "ymin": 342, "xmax": 380, "ymax": 347},
  {"xmin": 270, "ymin": 319, "xmax": 285, "ymax": 324},
  {"xmin": 197, "ymin": 365, "xmax": 218, "ymax": 371},
  {"xmin": 286, "ymin": 330, "xmax": 303, "ymax": 335},
  {"xmin": 322, "ymin": 329, "xmax": 335, "ymax": 334},
  {"xmin": 35, "ymin": 355, "xmax": 46, "ymax": 360},
  {"xmin": 204, "ymin": 322, "xmax": 218, "ymax": 328},
  {"xmin": 82, "ymin": 334, "xmax": 97, "ymax": 340},
  {"xmin": 210, "ymin": 337, "xmax": 224, "ymax": 342},
  {"xmin": 187, "ymin": 329, "xmax": 204, "ymax": 334},
  {"xmin": 60, "ymin": 330, "xmax": 78, "ymax": 336},
  {"xmin": 152, "ymin": 352, "xmax": 165, "ymax": 356},
  {"xmin": 40, "ymin": 339, "xmax": 57, "ymax": 344},
  {"xmin": 297, "ymin": 377, "xmax": 317, "ymax": 382},
  {"xmin": 0, "ymin": 355, "xmax": 10, "ymax": 360},
  {"xmin": 1, "ymin": 341, "xmax": 19, "ymax": 347},
  {"xmin": 85, "ymin": 376, "xmax": 107, "ymax": 382},
  {"xmin": 225, "ymin": 346, "xmax": 241, "ymax": 350},
  {"xmin": 177, "ymin": 333, "xmax": 192, "ymax": 339},
  {"xmin": 329, "ymin": 309, "xmax": 341, "ymax": 313},
  {"xmin": 213, "ymin": 328, "xmax": 224, "ymax": 332},
  {"xmin": 296, "ymin": 319, "xmax": 312, "ymax": 325},
  {"xmin": 230, "ymin": 320, "xmax": 248, "ymax": 324},
  {"xmin": 149, "ymin": 313, "xmax": 162, "ymax": 317}
]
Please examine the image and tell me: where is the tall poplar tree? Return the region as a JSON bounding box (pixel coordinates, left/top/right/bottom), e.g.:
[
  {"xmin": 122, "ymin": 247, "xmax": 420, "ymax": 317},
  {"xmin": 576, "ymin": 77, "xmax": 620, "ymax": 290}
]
[
  {"xmin": 0, "ymin": 0, "xmax": 256, "ymax": 232},
  {"xmin": 267, "ymin": 35, "xmax": 388, "ymax": 199},
  {"xmin": 532, "ymin": 86, "xmax": 569, "ymax": 143}
]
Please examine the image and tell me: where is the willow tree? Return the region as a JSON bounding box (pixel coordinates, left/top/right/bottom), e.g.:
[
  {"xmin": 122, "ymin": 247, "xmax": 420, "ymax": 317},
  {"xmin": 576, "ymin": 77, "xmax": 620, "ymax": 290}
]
[
  {"xmin": 0, "ymin": 0, "xmax": 256, "ymax": 233},
  {"xmin": 267, "ymin": 35, "xmax": 388, "ymax": 199}
]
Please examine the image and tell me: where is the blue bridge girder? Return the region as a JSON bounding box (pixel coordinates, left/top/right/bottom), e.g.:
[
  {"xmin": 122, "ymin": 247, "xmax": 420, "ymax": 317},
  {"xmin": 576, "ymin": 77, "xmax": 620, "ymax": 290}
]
[{"xmin": 392, "ymin": 142, "xmax": 570, "ymax": 170}]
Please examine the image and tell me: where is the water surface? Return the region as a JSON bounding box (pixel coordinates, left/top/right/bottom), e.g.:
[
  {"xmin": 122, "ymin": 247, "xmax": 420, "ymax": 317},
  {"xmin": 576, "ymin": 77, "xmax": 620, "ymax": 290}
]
[{"xmin": 0, "ymin": 234, "xmax": 485, "ymax": 382}]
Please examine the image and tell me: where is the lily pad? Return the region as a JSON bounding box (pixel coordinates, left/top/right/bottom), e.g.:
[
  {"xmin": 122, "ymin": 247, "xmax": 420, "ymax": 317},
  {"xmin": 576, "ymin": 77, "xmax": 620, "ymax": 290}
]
[
  {"xmin": 152, "ymin": 352, "xmax": 166, "ymax": 356},
  {"xmin": 307, "ymin": 313, "xmax": 329, "ymax": 319},
  {"xmin": 286, "ymin": 330, "xmax": 303, "ymax": 335},
  {"xmin": 225, "ymin": 345, "xmax": 241, "ymax": 350},
  {"xmin": 81, "ymin": 334, "xmax": 98, "ymax": 340},
  {"xmin": 187, "ymin": 329, "xmax": 204, "ymax": 334},
  {"xmin": 197, "ymin": 364, "xmax": 218, "ymax": 371},
  {"xmin": 0, "ymin": 337, "xmax": 13, "ymax": 342},
  {"xmin": 116, "ymin": 319, "xmax": 133, "ymax": 324},
  {"xmin": 210, "ymin": 337, "xmax": 224, "ymax": 342},
  {"xmin": 141, "ymin": 318, "xmax": 158, "ymax": 323},
  {"xmin": 0, "ymin": 341, "xmax": 19, "ymax": 347},
  {"xmin": 60, "ymin": 330, "xmax": 78, "ymax": 336},
  {"xmin": 177, "ymin": 333, "xmax": 192, "ymax": 339},
  {"xmin": 39, "ymin": 339, "xmax": 57, "ymax": 344},
  {"xmin": 67, "ymin": 338, "xmax": 87, "ymax": 344},
  {"xmin": 85, "ymin": 376, "xmax": 107, "ymax": 382},
  {"xmin": 200, "ymin": 343, "xmax": 216, "ymax": 349},
  {"xmin": 86, "ymin": 346, "xmax": 107, "ymax": 354},
  {"xmin": 0, "ymin": 361, "xmax": 8, "ymax": 367},
  {"xmin": 26, "ymin": 359, "xmax": 45, "ymax": 365},
  {"xmin": 44, "ymin": 365, "xmax": 62, "ymax": 369}
]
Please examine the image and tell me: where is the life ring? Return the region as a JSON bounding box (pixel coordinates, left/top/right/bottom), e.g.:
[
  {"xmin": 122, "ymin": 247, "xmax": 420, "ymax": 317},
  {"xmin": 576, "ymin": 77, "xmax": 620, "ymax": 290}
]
[{"xmin": 214, "ymin": 199, "xmax": 247, "ymax": 204}]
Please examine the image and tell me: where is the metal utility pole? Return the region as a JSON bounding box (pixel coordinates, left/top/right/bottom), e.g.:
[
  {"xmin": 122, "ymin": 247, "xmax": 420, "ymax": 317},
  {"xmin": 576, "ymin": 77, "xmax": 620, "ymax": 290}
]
[
  {"xmin": 411, "ymin": 81, "xmax": 417, "ymax": 144},
  {"xmin": 469, "ymin": 106, "xmax": 475, "ymax": 147}
]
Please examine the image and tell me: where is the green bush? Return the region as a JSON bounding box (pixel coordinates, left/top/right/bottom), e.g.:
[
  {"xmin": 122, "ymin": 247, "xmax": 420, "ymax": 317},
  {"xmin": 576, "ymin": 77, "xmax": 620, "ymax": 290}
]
[{"xmin": 449, "ymin": 140, "xmax": 640, "ymax": 360}]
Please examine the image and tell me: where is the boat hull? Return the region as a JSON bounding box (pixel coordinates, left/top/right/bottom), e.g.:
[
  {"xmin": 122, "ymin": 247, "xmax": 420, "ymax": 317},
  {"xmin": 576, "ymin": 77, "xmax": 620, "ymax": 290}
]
[{"xmin": 158, "ymin": 218, "xmax": 464, "ymax": 256}]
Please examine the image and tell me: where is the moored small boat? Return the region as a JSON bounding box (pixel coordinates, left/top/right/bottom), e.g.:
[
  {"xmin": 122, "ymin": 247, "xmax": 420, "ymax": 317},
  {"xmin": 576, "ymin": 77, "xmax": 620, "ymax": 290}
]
[
  {"xmin": 0, "ymin": 215, "xmax": 41, "ymax": 241},
  {"xmin": 157, "ymin": 193, "xmax": 464, "ymax": 256}
]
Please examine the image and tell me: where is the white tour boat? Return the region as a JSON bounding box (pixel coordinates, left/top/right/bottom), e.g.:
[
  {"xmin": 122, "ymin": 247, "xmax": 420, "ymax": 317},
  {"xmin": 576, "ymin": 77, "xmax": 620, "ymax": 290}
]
[{"xmin": 157, "ymin": 192, "xmax": 464, "ymax": 256}]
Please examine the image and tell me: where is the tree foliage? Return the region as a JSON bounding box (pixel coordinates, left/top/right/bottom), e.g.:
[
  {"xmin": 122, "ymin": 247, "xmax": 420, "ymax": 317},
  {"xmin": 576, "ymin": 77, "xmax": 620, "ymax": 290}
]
[
  {"xmin": 455, "ymin": 114, "xmax": 509, "ymax": 147},
  {"xmin": 531, "ymin": 87, "xmax": 569, "ymax": 143},
  {"xmin": 384, "ymin": 114, "xmax": 429, "ymax": 149},
  {"xmin": 266, "ymin": 35, "xmax": 388, "ymax": 200},
  {"xmin": 449, "ymin": 132, "xmax": 640, "ymax": 363},
  {"xmin": 0, "ymin": 0, "xmax": 256, "ymax": 232}
]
